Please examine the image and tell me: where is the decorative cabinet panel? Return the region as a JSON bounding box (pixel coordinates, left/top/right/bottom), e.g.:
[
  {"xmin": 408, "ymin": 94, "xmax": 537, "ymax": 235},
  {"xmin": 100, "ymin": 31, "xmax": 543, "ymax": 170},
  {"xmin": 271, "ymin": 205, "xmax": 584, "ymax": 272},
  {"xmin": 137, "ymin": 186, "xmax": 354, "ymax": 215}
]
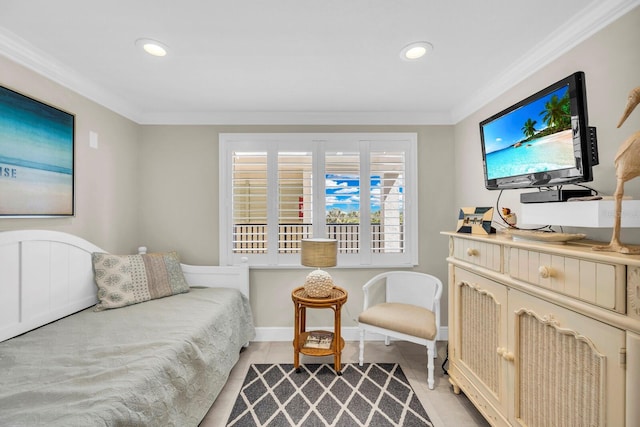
[
  {"xmin": 451, "ymin": 268, "xmax": 509, "ymax": 425},
  {"xmin": 509, "ymin": 289, "xmax": 625, "ymax": 427},
  {"xmin": 444, "ymin": 232, "xmax": 639, "ymax": 427}
]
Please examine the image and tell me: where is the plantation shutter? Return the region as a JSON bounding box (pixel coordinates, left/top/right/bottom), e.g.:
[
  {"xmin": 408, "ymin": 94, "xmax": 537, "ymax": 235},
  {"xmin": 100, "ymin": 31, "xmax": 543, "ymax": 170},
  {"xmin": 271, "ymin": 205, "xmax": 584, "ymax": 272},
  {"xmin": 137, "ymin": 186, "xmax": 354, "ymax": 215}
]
[
  {"xmin": 370, "ymin": 151, "xmax": 405, "ymax": 254},
  {"xmin": 220, "ymin": 133, "xmax": 417, "ymax": 267},
  {"xmin": 325, "ymin": 150, "xmax": 361, "ymax": 254},
  {"xmin": 232, "ymin": 151, "xmax": 268, "ymax": 254},
  {"xmin": 278, "ymin": 152, "xmax": 313, "ymax": 253}
]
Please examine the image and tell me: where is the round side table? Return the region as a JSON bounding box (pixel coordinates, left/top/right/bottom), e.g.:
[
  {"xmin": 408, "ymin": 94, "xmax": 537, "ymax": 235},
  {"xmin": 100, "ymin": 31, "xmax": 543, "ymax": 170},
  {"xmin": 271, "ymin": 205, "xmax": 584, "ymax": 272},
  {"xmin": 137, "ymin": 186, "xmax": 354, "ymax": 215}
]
[{"xmin": 291, "ymin": 286, "xmax": 348, "ymax": 375}]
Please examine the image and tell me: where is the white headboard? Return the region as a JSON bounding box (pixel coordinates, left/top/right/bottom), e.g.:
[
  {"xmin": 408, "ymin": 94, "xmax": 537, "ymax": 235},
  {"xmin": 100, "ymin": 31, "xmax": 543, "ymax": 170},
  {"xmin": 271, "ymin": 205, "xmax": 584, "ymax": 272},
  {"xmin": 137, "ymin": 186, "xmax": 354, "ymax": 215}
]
[{"xmin": 0, "ymin": 230, "xmax": 250, "ymax": 343}]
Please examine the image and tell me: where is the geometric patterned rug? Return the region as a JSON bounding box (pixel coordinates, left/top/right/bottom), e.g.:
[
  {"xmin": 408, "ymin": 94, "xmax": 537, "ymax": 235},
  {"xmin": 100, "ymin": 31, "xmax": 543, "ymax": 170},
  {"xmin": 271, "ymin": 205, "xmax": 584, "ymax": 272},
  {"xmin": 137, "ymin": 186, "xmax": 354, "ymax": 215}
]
[{"xmin": 225, "ymin": 363, "xmax": 434, "ymax": 426}]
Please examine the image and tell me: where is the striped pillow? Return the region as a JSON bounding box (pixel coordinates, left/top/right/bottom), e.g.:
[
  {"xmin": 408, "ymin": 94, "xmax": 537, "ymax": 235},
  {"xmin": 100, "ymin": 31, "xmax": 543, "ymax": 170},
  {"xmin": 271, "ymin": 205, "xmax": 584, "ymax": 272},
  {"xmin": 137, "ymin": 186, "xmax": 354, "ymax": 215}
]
[{"xmin": 92, "ymin": 251, "xmax": 189, "ymax": 311}]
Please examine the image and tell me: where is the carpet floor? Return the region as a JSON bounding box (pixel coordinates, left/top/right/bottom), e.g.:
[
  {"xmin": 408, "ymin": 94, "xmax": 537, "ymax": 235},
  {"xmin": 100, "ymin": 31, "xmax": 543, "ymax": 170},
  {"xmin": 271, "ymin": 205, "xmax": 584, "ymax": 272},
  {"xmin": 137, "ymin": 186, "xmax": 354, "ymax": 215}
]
[{"xmin": 226, "ymin": 363, "xmax": 434, "ymax": 427}]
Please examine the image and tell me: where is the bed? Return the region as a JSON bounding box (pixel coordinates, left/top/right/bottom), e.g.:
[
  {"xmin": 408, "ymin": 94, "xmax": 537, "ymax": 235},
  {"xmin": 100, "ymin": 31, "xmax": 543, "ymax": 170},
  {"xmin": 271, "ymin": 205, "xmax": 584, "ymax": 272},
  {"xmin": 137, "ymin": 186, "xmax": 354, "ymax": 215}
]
[{"xmin": 0, "ymin": 230, "xmax": 254, "ymax": 426}]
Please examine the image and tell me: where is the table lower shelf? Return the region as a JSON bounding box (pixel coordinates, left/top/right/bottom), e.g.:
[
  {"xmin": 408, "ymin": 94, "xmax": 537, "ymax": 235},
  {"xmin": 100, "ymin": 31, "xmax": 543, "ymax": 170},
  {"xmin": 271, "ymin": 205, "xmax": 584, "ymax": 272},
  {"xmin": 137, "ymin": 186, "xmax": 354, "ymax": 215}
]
[{"xmin": 296, "ymin": 330, "xmax": 345, "ymax": 357}]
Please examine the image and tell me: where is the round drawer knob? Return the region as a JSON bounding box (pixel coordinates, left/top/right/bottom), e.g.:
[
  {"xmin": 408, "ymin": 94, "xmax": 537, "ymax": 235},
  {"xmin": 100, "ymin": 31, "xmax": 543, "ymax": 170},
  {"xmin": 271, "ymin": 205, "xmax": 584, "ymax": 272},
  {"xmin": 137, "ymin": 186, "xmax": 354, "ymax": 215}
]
[
  {"xmin": 538, "ymin": 266, "xmax": 553, "ymax": 278},
  {"xmin": 497, "ymin": 347, "xmax": 515, "ymax": 362},
  {"xmin": 466, "ymin": 248, "xmax": 478, "ymax": 256}
]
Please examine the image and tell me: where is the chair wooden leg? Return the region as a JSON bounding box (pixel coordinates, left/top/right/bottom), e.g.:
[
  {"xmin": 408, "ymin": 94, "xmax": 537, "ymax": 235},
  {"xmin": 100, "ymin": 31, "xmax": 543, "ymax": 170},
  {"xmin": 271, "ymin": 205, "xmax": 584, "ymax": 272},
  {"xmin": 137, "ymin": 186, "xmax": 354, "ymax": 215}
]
[
  {"xmin": 359, "ymin": 329, "xmax": 365, "ymax": 366},
  {"xmin": 426, "ymin": 342, "xmax": 435, "ymax": 390}
]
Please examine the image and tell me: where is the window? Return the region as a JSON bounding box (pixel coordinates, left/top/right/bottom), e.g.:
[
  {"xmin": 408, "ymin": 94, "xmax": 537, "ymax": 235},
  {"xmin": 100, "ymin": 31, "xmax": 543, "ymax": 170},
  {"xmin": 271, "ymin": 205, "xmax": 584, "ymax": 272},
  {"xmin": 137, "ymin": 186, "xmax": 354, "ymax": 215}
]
[{"xmin": 219, "ymin": 133, "xmax": 418, "ymax": 267}]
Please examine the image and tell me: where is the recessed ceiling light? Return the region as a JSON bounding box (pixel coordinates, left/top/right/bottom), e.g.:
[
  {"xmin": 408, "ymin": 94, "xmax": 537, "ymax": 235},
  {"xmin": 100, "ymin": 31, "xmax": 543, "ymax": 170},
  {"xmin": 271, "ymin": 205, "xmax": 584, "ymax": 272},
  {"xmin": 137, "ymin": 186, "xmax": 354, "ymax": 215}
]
[
  {"xmin": 400, "ymin": 42, "xmax": 433, "ymax": 61},
  {"xmin": 135, "ymin": 38, "xmax": 168, "ymax": 57}
]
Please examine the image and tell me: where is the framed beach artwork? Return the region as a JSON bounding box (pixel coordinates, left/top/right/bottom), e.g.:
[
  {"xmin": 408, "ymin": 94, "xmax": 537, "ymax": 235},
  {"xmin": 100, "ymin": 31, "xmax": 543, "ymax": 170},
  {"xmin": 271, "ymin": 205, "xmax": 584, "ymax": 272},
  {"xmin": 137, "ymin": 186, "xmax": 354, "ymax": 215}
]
[
  {"xmin": 0, "ymin": 86, "xmax": 75, "ymax": 217},
  {"xmin": 456, "ymin": 207, "xmax": 495, "ymax": 235}
]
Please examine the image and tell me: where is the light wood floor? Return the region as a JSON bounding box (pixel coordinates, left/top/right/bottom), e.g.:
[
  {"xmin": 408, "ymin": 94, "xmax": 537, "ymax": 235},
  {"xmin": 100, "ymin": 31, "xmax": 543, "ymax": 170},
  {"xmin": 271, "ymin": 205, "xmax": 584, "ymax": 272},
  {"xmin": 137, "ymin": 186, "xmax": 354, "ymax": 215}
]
[{"xmin": 200, "ymin": 340, "xmax": 489, "ymax": 427}]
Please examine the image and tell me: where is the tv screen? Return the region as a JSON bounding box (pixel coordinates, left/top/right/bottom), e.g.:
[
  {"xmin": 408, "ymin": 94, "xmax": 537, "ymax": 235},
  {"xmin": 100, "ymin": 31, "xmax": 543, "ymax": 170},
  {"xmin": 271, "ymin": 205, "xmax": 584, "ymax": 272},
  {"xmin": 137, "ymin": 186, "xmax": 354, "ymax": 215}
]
[{"xmin": 480, "ymin": 72, "xmax": 595, "ymax": 190}]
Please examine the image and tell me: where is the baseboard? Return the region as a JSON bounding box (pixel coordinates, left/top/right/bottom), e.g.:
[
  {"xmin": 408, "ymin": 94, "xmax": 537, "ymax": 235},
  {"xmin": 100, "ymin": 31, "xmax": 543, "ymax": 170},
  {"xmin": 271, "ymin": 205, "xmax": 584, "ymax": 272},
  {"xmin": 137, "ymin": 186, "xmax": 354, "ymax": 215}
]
[{"xmin": 254, "ymin": 326, "xmax": 448, "ymax": 342}]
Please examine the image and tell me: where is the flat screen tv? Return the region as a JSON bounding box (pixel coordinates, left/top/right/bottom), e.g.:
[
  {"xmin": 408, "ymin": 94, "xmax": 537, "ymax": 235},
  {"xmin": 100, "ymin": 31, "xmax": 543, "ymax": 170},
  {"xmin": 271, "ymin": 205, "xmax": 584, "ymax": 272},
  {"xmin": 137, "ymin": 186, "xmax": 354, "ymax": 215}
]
[
  {"xmin": 479, "ymin": 72, "xmax": 597, "ymax": 198},
  {"xmin": 0, "ymin": 85, "xmax": 75, "ymax": 217}
]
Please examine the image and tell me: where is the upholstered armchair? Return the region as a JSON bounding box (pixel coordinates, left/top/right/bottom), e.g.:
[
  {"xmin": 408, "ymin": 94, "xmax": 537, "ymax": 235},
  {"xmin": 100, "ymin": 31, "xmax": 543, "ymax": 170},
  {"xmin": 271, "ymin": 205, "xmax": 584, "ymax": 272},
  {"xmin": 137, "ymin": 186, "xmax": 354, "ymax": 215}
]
[{"xmin": 358, "ymin": 271, "xmax": 442, "ymax": 389}]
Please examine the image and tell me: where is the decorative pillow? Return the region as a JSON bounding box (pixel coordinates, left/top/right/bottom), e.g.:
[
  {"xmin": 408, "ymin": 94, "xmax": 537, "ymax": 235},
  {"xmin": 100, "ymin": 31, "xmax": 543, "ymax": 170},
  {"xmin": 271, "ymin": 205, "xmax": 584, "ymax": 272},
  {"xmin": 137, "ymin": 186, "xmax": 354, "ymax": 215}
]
[{"xmin": 92, "ymin": 251, "xmax": 189, "ymax": 311}]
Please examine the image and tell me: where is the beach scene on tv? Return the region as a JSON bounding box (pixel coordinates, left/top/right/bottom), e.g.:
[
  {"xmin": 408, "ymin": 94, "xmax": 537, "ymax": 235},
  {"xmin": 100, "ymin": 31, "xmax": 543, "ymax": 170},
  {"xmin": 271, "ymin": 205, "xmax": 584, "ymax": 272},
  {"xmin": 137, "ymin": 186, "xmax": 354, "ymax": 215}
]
[
  {"xmin": 482, "ymin": 85, "xmax": 575, "ymax": 181},
  {"xmin": 0, "ymin": 87, "xmax": 74, "ymax": 216}
]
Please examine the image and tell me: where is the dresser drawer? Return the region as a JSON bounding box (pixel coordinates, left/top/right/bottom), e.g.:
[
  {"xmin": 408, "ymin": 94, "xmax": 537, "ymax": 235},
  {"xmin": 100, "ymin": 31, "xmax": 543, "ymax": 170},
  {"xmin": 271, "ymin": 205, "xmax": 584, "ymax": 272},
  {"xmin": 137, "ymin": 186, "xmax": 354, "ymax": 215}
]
[
  {"xmin": 452, "ymin": 237, "xmax": 502, "ymax": 272},
  {"xmin": 506, "ymin": 247, "xmax": 625, "ymax": 313}
]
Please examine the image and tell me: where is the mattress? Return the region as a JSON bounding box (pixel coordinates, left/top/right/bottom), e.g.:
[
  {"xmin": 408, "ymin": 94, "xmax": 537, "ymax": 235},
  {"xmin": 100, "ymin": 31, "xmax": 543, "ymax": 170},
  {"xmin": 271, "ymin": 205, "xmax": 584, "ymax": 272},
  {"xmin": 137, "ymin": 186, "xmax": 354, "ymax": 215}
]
[{"xmin": 0, "ymin": 287, "xmax": 255, "ymax": 427}]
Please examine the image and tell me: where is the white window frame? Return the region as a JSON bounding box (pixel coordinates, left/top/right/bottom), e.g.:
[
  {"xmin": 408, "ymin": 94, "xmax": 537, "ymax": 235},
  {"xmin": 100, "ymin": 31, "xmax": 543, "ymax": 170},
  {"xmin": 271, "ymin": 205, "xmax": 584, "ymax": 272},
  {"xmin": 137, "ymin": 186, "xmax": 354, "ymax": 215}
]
[{"xmin": 219, "ymin": 133, "xmax": 418, "ymax": 268}]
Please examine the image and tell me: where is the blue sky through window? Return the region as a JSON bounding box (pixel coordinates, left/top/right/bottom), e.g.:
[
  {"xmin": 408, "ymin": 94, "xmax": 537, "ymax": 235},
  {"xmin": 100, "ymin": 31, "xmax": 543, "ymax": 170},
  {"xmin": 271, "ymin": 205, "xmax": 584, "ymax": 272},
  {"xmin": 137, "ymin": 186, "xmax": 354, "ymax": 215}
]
[{"xmin": 325, "ymin": 174, "xmax": 383, "ymax": 213}]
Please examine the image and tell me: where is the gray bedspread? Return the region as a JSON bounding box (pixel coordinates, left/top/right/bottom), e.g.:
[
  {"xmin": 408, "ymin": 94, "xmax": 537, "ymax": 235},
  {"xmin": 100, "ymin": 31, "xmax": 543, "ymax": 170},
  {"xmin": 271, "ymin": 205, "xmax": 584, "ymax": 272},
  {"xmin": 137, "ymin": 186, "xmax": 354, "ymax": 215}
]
[{"xmin": 0, "ymin": 287, "xmax": 255, "ymax": 427}]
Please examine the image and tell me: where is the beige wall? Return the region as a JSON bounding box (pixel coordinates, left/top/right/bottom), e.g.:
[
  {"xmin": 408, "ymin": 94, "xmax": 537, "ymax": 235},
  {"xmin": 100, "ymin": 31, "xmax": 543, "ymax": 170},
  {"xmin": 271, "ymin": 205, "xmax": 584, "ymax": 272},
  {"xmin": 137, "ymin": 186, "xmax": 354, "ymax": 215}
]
[
  {"xmin": 138, "ymin": 125, "xmax": 455, "ymax": 328},
  {"xmin": 454, "ymin": 6, "xmax": 640, "ymax": 243},
  {"xmin": 0, "ymin": 56, "xmax": 141, "ymax": 253}
]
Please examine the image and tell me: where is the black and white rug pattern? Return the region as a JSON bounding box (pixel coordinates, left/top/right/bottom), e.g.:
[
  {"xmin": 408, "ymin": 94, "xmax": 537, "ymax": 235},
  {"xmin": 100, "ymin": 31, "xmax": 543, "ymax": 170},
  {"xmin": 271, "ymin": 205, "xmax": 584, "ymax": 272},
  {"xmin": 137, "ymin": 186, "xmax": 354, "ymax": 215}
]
[{"xmin": 226, "ymin": 363, "xmax": 434, "ymax": 427}]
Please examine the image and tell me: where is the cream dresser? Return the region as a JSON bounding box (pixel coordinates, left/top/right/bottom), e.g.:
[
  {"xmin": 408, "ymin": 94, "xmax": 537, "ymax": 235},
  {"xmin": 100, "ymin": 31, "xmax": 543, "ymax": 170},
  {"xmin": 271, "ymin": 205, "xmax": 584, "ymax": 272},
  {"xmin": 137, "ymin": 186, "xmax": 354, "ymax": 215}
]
[{"xmin": 442, "ymin": 231, "xmax": 640, "ymax": 427}]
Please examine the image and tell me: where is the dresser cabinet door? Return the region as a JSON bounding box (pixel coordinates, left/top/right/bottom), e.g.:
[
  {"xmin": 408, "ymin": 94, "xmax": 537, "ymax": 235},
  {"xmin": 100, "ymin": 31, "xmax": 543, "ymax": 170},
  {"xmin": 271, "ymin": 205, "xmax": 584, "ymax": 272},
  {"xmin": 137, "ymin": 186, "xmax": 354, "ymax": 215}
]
[
  {"xmin": 507, "ymin": 289, "xmax": 626, "ymax": 427},
  {"xmin": 451, "ymin": 267, "xmax": 510, "ymax": 424}
]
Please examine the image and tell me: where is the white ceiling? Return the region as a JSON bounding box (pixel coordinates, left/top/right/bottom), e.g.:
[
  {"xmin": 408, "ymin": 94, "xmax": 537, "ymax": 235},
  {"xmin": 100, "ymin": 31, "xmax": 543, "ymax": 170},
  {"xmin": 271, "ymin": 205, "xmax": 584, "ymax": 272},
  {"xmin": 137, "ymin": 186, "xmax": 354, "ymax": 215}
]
[{"xmin": 0, "ymin": 0, "xmax": 637, "ymax": 125}]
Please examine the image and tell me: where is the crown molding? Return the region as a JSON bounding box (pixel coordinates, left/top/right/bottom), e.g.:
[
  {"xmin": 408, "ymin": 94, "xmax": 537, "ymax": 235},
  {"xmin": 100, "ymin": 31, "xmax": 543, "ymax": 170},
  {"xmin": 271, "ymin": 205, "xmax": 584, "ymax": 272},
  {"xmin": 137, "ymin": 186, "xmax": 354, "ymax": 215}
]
[
  {"xmin": 450, "ymin": 0, "xmax": 640, "ymax": 123},
  {"xmin": 136, "ymin": 110, "xmax": 454, "ymax": 125},
  {"xmin": 0, "ymin": 27, "xmax": 142, "ymax": 122}
]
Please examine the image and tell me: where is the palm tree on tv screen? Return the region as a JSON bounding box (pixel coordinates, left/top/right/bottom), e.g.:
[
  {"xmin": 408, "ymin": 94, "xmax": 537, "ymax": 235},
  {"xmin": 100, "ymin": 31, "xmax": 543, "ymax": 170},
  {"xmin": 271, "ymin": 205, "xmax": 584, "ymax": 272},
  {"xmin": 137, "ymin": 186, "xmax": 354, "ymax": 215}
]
[
  {"xmin": 540, "ymin": 92, "xmax": 571, "ymax": 131},
  {"xmin": 521, "ymin": 118, "xmax": 537, "ymax": 139}
]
